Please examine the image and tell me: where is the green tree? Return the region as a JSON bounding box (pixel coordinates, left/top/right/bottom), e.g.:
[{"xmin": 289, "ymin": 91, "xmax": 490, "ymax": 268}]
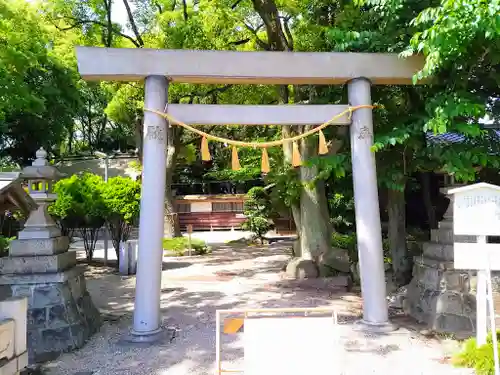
[
  {"xmin": 0, "ymin": 0, "xmax": 81, "ymax": 165},
  {"xmin": 101, "ymin": 176, "xmax": 141, "ymax": 259},
  {"xmin": 242, "ymin": 187, "xmax": 275, "ymax": 242},
  {"xmin": 49, "ymin": 173, "xmax": 106, "ymax": 261},
  {"xmin": 38, "ymin": 0, "xmax": 500, "ymax": 284},
  {"xmin": 344, "ymin": 0, "xmax": 499, "ymax": 283},
  {"xmin": 46, "ymin": 0, "xmax": 279, "ymax": 238}
]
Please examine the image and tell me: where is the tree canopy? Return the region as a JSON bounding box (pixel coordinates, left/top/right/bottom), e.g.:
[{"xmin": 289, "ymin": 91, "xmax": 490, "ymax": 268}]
[
  {"xmin": 1, "ymin": 0, "xmax": 499, "ymax": 281},
  {"xmin": 0, "ymin": 0, "xmax": 81, "ymax": 164}
]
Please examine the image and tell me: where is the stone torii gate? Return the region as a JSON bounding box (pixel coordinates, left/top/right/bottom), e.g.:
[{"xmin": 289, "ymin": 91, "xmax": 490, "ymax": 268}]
[{"xmin": 76, "ymin": 46, "xmax": 425, "ymax": 341}]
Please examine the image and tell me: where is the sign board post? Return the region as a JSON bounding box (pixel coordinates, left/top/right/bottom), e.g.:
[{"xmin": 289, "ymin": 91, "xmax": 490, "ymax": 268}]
[
  {"xmin": 187, "ymin": 224, "xmax": 193, "ymax": 257},
  {"xmin": 450, "ymin": 183, "xmax": 500, "ymax": 375}
]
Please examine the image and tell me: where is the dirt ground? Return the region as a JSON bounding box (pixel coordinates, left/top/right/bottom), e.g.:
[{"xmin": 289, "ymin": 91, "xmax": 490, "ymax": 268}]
[{"xmin": 40, "ymin": 241, "xmax": 473, "ymax": 375}]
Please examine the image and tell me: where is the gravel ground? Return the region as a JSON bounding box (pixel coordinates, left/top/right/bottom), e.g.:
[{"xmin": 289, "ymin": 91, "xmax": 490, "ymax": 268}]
[{"xmin": 42, "ymin": 242, "xmax": 474, "ymax": 375}]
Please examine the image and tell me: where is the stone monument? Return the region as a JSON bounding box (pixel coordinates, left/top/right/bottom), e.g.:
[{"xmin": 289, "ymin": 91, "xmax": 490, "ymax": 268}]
[
  {"xmin": 0, "ymin": 297, "xmax": 29, "ymax": 375},
  {"xmin": 0, "ymin": 148, "xmax": 100, "ymax": 363},
  {"xmin": 403, "ymin": 185, "xmax": 477, "ymax": 333}
]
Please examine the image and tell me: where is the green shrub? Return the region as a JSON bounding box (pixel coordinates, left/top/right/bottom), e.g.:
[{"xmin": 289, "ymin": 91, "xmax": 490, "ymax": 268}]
[
  {"xmin": 331, "ymin": 232, "xmax": 391, "ymax": 264},
  {"xmin": 204, "ymin": 167, "xmax": 261, "ymax": 183},
  {"xmin": 49, "ymin": 173, "xmax": 105, "ymax": 261},
  {"xmin": 453, "ymin": 332, "xmax": 500, "ymax": 375},
  {"xmin": 328, "ymin": 193, "xmax": 355, "ymax": 232},
  {"xmin": 0, "ymin": 236, "xmax": 13, "ymax": 257},
  {"xmin": 163, "ymin": 237, "xmax": 211, "ymax": 256},
  {"xmin": 331, "ymin": 232, "xmax": 358, "ymax": 262},
  {"xmin": 101, "ymin": 177, "xmax": 141, "ymax": 258},
  {"xmin": 242, "ymin": 187, "xmax": 274, "ymax": 241},
  {"xmin": 0, "ymin": 209, "xmax": 24, "ymax": 239},
  {"xmin": 50, "ymin": 174, "xmax": 141, "ymax": 264}
]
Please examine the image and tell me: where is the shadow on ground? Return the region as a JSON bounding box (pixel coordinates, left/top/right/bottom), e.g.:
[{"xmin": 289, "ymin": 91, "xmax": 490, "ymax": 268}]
[{"xmin": 42, "ymin": 243, "xmax": 460, "ymax": 375}]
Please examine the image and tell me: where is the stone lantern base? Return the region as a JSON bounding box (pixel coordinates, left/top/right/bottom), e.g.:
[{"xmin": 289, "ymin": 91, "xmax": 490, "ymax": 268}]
[
  {"xmin": 0, "ymin": 262, "xmax": 100, "ymax": 363},
  {"xmin": 0, "ymin": 236, "xmax": 100, "ymax": 363},
  {"xmin": 0, "ymin": 228, "xmax": 101, "ymax": 363}
]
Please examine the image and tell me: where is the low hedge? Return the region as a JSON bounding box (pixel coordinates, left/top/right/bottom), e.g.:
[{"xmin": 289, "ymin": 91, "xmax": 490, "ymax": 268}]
[
  {"xmin": 453, "ymin": 332, "xmax": 500, "ymax": 375},
  {"xmin": 0, "ymin": 236, "xmax": 13, "ymax": 257},
  {"xmin": 163, "ymin": 237, "xmax": 211, "ymax": 256},
  {"xmin": 331, "ymin": 232, "xmax": 391, "ymax": 264}
]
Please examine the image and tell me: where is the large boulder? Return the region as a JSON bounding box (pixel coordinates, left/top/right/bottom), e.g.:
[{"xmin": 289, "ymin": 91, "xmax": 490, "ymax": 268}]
[
  {"xmin": 285, "ymin": 258, "xmax": 319, "ymax": 279},
  {"xmin": 318, "ymin": 248, "xmax": 350, "ymax": 274},
  {"xmin": 388, "ymin": 286, "xmax": 408, "ymax": 310}
]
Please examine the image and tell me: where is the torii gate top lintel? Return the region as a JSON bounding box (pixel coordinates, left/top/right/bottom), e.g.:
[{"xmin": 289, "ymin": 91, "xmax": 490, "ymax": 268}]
[{"xmin": 76, "ymin": 46, "xmax": 425, "ymax": 85}]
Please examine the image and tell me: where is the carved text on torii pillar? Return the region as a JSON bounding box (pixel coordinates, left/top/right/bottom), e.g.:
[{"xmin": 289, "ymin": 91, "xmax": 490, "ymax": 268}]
[
  {"xmin": 147, "ymin": 125, "xmax": 165, "ymax": 142},
  {"xmin": 358, "ymin": 126, "xmax": 372, "ymax": 140}
]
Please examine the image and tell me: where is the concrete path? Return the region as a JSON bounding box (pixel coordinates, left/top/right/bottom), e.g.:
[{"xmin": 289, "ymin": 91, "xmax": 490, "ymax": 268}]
[{"xmin": 70, "ymin": 230, "xmax": 255, "ymax": 261}]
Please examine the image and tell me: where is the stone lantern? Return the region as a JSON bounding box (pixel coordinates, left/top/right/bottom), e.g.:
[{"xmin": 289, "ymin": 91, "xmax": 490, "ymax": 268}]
[
  {"xmin": 19, "ymin": 147, "xmax": 64, "ymax": 240},
  {"xmin": 0, "ymin": 148, "xmax": 100, "ymax": 363}
]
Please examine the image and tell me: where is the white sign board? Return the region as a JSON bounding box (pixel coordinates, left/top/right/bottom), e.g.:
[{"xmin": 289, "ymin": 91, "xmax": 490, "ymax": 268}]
[
  {"xmin": 451, "ymin": 183, "xmax": 500, "ymax": 373},
  {"xmin": 449, "ymin": 183, "xmax": 500, "ymax": 236},
  {"xmin": 244, "ymin": 317, "xmax": 340, "ymax": 375},
  {"xmin": 454, "ymin": 243, "xmax": 500, "ymax": 270}
]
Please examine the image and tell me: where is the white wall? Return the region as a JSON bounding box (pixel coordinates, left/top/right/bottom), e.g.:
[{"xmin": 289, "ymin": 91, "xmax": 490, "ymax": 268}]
[
  {"xmin": 58, "ymin": 157, "xmax": 140, "ymax": 180},
  {"xmin": 190, "ymin": 202, "xmax": 212, "ymax": 213}
]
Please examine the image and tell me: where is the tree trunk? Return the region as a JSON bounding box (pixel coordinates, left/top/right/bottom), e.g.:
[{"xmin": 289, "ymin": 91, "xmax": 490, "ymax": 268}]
[
  {"xmin": 279, "ymin": 85, "xmax": 302, "ymax": 255},
  {"xmin": 420, "ymin": 172, "xmax": 437, "ymax": 230},
  {"xmin": 297, "ymin": 131, "xmax": 332, "ymax": 261},
  {"xmin": 282, "ymin": 124, "xmax": 302, "ymax": 255},
  {"xmin": 164, "ymin": 126, "xmax": 182, "ymax": 238},
  {"xmin": 135, "ymin": 116, "xmax": 143, "ymax": 162},
  {"xmin": 67, "ymin": 124, "xmax": 74, "ymax": 153},
  {"xmin": 387, "ymin": 187, "xmax": 412, "ymax": 286},
  {"xmin": 122, "ymin": 0, "xmax": 145, "ymax": 46},
  {"xmin": 249, "ymin": 0, "xmax": 332, "ymax": 267}
]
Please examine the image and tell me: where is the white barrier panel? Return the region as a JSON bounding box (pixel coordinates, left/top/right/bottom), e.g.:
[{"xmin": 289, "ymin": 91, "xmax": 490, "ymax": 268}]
[
  {"xmin": 454, "ymin": 242, "xmax": 500, "ymax": 270},
  {"xmin": 118, "ymin": 242, "xmax": 129, "ymax": 275},
  {"xmin": 244, "ymin": 317, "xmax": 340, "ymax": 375}
]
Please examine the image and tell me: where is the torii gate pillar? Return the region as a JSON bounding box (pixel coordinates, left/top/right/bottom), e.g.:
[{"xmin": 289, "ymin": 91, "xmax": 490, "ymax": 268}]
[
  {"xmin": 129, "ymin": 75, "xmax": 169, "ymax": 341},
  {"xmin": 348, "ymin": 78, "xmax": 393, "ymax": 331}
]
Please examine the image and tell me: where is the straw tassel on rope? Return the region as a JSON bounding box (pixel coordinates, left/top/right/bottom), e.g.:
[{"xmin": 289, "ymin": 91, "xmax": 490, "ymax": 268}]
[
  {"xmin": 292, "ymin": 141, "xmax": 302, "ymax": 167},
  {"xmin": 144, "ymin": 105, "xmax": 376, "ymax": 151},
  {"xmin": 261, "ymin": 148, "xmax": 270, "ymax": 174},
  {"xmin": 318, "ymin": 130, "xmax": 329, "ymax": 155},
  {"xmin": 201, "ymin": 136, "xmax": 211, "ymax": 161},
  {"xmin": 231, "ymin": 146, "xmax": 241, "ymax": 171},
  {"xmin": 143, "ymin": 105, "xmax": 377, "ymax": 167}
]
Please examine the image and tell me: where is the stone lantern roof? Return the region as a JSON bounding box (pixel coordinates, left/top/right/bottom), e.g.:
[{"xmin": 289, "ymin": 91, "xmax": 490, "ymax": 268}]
[{"xmin": 20, "ymin": 147, "xmax": 65, "ymax": 181}]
